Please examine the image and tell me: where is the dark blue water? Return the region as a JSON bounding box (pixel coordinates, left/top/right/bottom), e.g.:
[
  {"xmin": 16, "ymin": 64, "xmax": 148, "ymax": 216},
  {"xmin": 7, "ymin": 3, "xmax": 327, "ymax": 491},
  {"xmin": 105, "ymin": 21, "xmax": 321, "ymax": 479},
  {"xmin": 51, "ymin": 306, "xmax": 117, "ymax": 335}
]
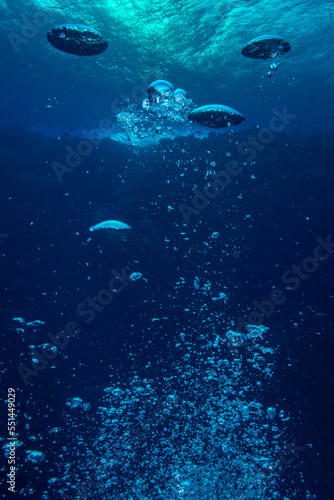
[
  {"xmin": 1, "ymin": 2, "xmax": 334, "ymax": 499},
  {"xmin": 1, "ymin": 125, "xmax": 333, "ymax": 499}
]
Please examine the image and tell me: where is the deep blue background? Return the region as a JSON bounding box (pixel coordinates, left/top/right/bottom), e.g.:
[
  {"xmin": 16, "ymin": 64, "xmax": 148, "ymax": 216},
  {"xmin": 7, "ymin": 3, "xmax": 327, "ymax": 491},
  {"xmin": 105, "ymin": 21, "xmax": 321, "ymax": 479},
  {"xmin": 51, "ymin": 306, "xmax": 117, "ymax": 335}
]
[{"xmin": 0, "ymin": 125, "xmax": 333, "ymax": 498}]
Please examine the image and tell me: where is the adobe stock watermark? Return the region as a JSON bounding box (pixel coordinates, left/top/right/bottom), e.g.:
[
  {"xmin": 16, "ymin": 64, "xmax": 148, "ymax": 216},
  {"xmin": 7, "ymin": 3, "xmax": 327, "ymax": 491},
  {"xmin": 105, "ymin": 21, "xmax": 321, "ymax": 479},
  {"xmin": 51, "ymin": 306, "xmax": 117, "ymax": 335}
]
[
  {"xmin": 17, "ymin": 268, "xmax": 131, "ymax": 386},
  {"xmin": 7, "ymin": 10, "xmax": 50, "ymax": 54},
  {"xmin": 178, "ymin": 106, "xmax": 296, "ymax": 224},
  {"xmin": 52, "ymin": 68, "xmax": 168, "ymax": 182},
  {"xmin": 51, "ymin": 117, "xmax": 117, "ymax": 182},
  {"xmin": 263, "ymin": 438, "xmax": 307, "ymax": 485},
  {"xmin": 236, "ymin": 234, "xmax": 334, "ymax": 332}
]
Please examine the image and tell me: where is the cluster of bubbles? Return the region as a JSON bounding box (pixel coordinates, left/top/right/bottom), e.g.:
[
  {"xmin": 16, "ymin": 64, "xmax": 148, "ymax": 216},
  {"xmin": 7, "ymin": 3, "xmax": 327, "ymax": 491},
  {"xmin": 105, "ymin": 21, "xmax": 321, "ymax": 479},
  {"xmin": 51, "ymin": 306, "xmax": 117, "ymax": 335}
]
[
  {"xmin": 21, "ymin": 25, "xmax": 297, "ymax": 500},
  {"xmin": 50, "ymin": 226, "xmax": 304, "ymax": 498},
  {"xmin": 55, "ymin": 320, "xmax": 291, "ymax": 500},
  {"xmin": 8, "ymin": 230, "xmax": 309, "ymax": 500},
  {"xmin": 51, "ymin": 239, "xmax": 298, "ymax": 499},
  {"xmin": 143, "ymin": 80, "xmax": 190, "ymax": 112},
  {"xmin": 115, "ymin": 80, "xmax": 194, "ymax": 146},
  {"xmin": 114, "ymin": 34, "xmax": 292, "ymax": 143},
  {"xmin": 115, "ymin": 79, "xmax": 247, "ymax": 145}
]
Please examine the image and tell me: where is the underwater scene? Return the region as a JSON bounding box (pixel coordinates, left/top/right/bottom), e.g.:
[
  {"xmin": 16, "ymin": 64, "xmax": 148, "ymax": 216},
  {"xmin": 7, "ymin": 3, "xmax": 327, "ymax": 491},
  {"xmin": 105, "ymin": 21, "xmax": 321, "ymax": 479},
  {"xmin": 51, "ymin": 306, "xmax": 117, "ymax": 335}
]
[{"xmin": 0, "ymin": 1, "xmax": 334, "ymax": 499}]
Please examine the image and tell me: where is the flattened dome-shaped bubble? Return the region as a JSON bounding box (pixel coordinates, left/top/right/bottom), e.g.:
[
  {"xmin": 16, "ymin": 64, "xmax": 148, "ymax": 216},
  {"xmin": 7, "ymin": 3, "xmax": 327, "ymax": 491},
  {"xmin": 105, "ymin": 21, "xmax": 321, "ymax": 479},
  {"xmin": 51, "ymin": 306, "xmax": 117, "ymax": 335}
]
[
  {"xmin": 188, "ymin": 104, "xmax": 245, "ymax": 129},
  {"xmin": 89, "ymin": 220, "xmax": 132, "ymax": 231},
  {"xmin": 147, "ymin": 80, "xmax": 174, "ymax": 105},
  {"xmin": 47, "ymin": 24, "xmax": 108, "ymax": 56},
  {"xmin": 241, "ymin": 35, "xmax": 291, "ymax": 60}
]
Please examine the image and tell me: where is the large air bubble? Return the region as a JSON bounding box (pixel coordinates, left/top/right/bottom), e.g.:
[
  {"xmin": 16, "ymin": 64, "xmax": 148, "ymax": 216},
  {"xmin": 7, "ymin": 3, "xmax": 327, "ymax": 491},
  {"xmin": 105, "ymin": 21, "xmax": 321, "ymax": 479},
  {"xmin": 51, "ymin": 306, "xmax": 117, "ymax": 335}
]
[
  {"xmin": 242, "ymin": 35, "xmax": 291, "ymax": 60},
  {"xmin": 188, "ymin": 104, "xmax": 245, "ymax": 128},
  {"xmin": 147, "ymin": 80, "xmax": 174, "ymax": 106},
  {"xmin": 47, "ymin": 24, "xmax": 108, "ymax": 56}
]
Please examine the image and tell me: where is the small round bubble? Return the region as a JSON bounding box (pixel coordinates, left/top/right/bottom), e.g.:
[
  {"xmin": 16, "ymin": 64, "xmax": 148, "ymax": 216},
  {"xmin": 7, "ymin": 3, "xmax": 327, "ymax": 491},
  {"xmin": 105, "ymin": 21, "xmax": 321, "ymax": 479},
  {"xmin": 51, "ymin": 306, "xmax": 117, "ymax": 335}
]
[
  {"xmin": 267, "ymin": 407, "xmax": 276, "ymax": 419},
  {"xmin": 142, "ymin": 98, "xmax": 150, "ymax": 111}
]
